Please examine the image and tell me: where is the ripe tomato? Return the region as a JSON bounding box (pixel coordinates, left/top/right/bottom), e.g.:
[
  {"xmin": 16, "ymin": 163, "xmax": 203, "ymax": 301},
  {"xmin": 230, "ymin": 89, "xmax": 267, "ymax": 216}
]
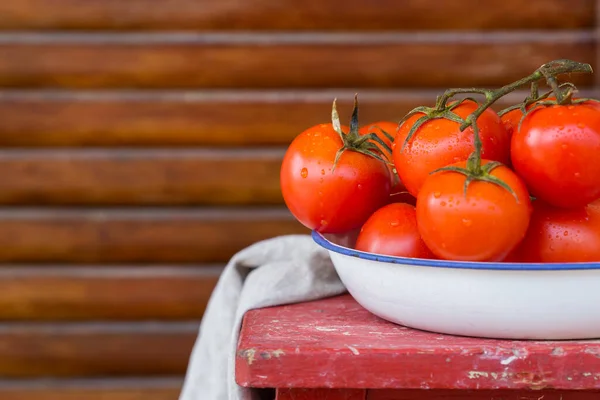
[
  {"xmin": 280, "ymin": 123, "xmax": 391, "ymax": 233},
  {"xmin": 359, "ymin": 121, "xmax": 407, "ymax": 199},
  {"xmin": 511, "ymin": 101, "xmax": 600, "ymax": 208},
  {"xmin": 355, "ymin": 203, "xmax": 435, "ymax": 258},
  {"xmin": 500, "ymin": 108, "xmax": 524, "ymax": 139},
  {"xmin": 518, "ymin": 200, "xmax": 600, "ymax": 263},
  {"xmin": 416, "ymin": 160, "xmax": 532, "ymax": 261},
  {"xmin": 394, "ymin": 99, "xmax": 511, "ymax": 197}
]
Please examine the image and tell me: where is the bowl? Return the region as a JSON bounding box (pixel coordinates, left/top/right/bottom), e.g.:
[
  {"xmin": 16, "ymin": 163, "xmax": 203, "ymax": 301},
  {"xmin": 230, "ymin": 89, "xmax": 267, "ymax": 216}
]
[{"xmin": 312, "ymin": 230, "xmax": 600, "ymax": 340}]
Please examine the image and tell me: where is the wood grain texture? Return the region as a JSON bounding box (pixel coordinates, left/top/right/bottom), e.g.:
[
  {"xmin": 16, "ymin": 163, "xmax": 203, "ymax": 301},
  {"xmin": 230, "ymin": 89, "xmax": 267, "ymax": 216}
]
[
  {"xmin": 236, "ymin": 294, "xmax": 600, "ymax": 390},
  {"xmin": 0, "ymin": 33, "xmax": 593, "ymax": 88},
  {"xmin": 0, "ymin": 0, "xmax": 592, "ymax": 31},
  {"xmin": 0, "ymin": 208, "xmax": 307, "ymax": 263},
  {"xmin": 367, "ymin": 389, "xmax": 600, "ymax": 399},
  {"xmin": 0, "ymin": 322, "xmax": 197, "ymax": 377},
  {"xmin": 0, "ymin": 90, "xmax": 432, "ymax": 147},
  {"xmin": 0, "ymin": 149, "xmax": 284, "ymax": 205},
  {"xmin": 0, "ymin": 378, "xmax": 182, "ymax": 400},
  {"xmin": 0, "ymin": 266, "xmax": 220, "ymax": 320},
  {"xmin": 0, "ymin": 89, "xmax": 574, "ymax": 147}
]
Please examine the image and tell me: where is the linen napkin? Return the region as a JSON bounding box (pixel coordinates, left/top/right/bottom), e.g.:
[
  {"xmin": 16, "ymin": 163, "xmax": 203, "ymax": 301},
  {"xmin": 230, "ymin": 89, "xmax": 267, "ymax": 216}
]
[{"xmin": 179, "ymin": 234, "xmax": 348, "ymax": 400}]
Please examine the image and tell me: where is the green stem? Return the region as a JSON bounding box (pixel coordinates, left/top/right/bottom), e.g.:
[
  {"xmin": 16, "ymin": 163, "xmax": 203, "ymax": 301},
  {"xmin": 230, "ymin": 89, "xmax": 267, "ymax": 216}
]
[
  {"xmin": 419, "ymin": 59, "xmax": 593, "ymax": 200},
  {"xmin": 441, "ymin": 59, "xmax": 592, "ymax": 131}
]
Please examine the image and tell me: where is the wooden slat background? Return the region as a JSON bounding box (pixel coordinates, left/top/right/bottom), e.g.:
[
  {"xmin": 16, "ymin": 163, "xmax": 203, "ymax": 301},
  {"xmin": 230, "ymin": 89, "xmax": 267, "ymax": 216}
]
[{"xmin": 0, "ymin": 1, "xmax": 598, "ymax": 398}]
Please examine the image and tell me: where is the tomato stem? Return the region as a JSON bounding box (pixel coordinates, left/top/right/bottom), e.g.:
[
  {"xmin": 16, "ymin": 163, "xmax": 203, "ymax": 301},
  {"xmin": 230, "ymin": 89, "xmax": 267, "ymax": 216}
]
[
  {"xmin": 329, "ymin": 95, "xmax": 394, "ymax": 172},
  {"xmin": 401, "ymin": 59, "xmax": 593, "ymax": 200}
]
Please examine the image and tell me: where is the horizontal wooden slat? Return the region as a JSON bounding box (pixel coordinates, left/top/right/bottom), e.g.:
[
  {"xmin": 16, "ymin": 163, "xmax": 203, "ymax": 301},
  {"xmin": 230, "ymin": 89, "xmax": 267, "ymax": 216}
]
[
  {"xmin": 2, "ymin": 89, "xmax": 598, "ymax": 147},
  {"xmin": 0, "ymin": 322, "xmax": 197, "ymax": 377},
  {"xmin": 0, "ymin": 149, "xmax": 284, "ymax": 206},
  {"xmin": 0, "ymin": 208, "xmax": 307, "ymax": 263},
  {"xmin": 0, "ymin": 377, "xmax": 182, "ymax": 400},
  {"xmin": 0, "ymin": 266, "xmax": 220, "ymax": 320},
  {"xmin": 0, "ymin": 32, "xmax": 593, "ymax": 89},
  {"xmin": 0, "ymin": 90, "xmax": 431, "ymax": 147},
  {"xmin": 0, "ymin": 0, "xmax": 593, "ymax": 31}
]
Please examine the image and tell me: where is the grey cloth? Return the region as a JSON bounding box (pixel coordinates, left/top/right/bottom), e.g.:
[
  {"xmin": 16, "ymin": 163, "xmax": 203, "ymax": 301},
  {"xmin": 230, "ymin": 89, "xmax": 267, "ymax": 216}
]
[{"xmin": 179, "ymin": 234, "xmax": 348, "ymax": 400}]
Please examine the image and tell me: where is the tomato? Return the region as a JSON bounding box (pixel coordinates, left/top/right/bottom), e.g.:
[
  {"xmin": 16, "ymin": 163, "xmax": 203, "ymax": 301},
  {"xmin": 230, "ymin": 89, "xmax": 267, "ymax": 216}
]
[
  {"xmin": 511, "ymin": 101, "xmax": 600, "ymax": 208},
  {"xmin": 416, "ymin": 160, "xmax": 532, "ymax": 261},
  {"xmin": 500, "ymin": 97, "xmax": 558, "ymax": 138},
  {"xmin": 500, "ymin": 108, "xmax": 524, "ymax": 139},
  {"xmin": 518, "ymin": 200, "xmax": 600, "ymax": 263},
  {"xmin": 355, "ymin": 203, "xmax": 435, "ymax": 258},
  {"xmin": 359, "ymin": 121, "xmax": 407, "ymax": 199},
  {"xmin": 394, "ymin": 99, "xmax": 511, "ymax": 197},
  {"xmin": 280, "ymin": 122, "xmax": 392, "ymax": 233}
]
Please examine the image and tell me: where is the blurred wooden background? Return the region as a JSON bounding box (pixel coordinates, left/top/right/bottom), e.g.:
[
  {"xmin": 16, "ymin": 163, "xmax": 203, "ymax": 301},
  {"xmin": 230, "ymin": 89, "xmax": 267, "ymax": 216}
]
[{"xmin": 0, "ymin": 1, "xmax": 597, "ymax": 399}]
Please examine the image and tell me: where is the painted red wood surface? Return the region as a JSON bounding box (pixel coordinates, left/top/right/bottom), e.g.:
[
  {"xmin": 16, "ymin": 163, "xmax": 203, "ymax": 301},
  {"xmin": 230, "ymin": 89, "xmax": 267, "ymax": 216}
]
[
  {"xmin": 276, "ymin": 388, "xmax": 600, "ymax": 399},
  {"xmin": 236, "ymin": 294, "xmax": 600, "ymax": 391}
]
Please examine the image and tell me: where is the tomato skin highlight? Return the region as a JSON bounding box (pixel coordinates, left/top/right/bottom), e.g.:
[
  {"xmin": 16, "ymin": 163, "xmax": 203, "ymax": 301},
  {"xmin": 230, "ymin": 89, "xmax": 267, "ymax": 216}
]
[
  {"xmin": 518, "ymin": 200, "xmax": 600, "ymax": 263},
  {"xmin": 416, "ymin": 160, "xmax": 532, "ymax": 262},
  {"xmin": 394, "ymin": 100, "xmax": 511, "ymax": 197},
  {"xmin": 280, "ymin": 123, "xmax": 392, "ymax": 233},
  {"xmin": 355, "ymin": 203, "xmax": 435, "ymax": 259},
  {"xmin": 511, "ymin": 102, "xmax": 600, "ymax": 208}
]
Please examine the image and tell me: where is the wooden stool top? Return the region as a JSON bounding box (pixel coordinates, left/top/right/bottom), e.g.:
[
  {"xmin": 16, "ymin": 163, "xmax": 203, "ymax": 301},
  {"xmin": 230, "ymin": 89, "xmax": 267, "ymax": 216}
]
[{"xmin": 236, "ymin": 294, "xmax": 600, "ymax": 391}]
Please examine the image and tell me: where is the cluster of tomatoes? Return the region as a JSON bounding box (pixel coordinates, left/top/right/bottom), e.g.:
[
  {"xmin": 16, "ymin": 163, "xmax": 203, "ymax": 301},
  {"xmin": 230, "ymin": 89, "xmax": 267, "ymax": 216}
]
[{"xmin": 280, "ymin": 85, "xmax": 600, "ymax": 263}]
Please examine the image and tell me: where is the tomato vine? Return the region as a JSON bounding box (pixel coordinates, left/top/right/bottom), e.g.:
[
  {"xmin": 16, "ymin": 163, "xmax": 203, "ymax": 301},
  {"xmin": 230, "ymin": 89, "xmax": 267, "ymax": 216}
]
[{"xmin": 398, "ymin": 58, "xmax": 594, "ymax": 199}]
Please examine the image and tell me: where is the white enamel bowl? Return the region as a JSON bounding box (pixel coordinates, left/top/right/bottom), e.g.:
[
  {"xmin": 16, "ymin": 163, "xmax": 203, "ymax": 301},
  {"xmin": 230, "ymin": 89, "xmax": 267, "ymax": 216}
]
[{"xmin": 312, "ymin": 230, "xmax": 600, "ymax": 340}]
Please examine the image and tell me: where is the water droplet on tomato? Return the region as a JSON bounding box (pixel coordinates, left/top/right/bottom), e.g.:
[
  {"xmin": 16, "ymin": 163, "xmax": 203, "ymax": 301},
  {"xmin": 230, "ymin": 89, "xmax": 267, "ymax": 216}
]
[
  {"xmin": 567, "ymin": 105, "xmax": 575, "ymax": 110},
  {"xmin": 574, "ymin": 172, "xmax": 581, "ymax": 178},
  {"xmin": 577, "ymin": 123, "xmax": 585, "ymax": 129},
  {"xmin": 390, "ymin": 220, "xmax": 400, "ymax": 227},
  {"xmin": 441, "ymin": 242, "xmax": 447, "ymax": 249},
  {"xmin": 357, "ymin": 184, "xmax": 363, "ymax": 190},
  {"xmin": 314, "ymin": 131, "xmax": 321, "ymax": 137},
  {"xmin": 462, "ymin": 218, "xmax": 472, "ymax": 227},
  {"xmin": 320, "ymin": 219, "xmax": 328, "ymax": 227},
  {"xmin": 433, "ymin": 191, "xmax": 441, "ymax": 198},
  {"xmin": 561, "ymin": 144, "xmax": 568, "ymax": 149},
  {"xmin": 300, "ymin": 168, "xmax": 308, "ymax": 178},
  {"xmin": 563, "ymin": 231, "xmax": 569, "ymax": 236}
]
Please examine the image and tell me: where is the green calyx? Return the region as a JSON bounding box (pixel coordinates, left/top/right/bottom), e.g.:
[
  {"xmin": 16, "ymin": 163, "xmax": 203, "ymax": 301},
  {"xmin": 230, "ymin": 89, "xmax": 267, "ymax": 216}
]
[
  {"xmin": 398, "ymin": 99, "xmax": 468, "ymax": 152},
  {"xmin": 331, "ymin": 94, "xmax": 394, "ymax": 172},
  {"xmin": 499, "ymin": 81, "xmax": 600, "ymax": 133},
  {"xmin": 396, "ymin": 58, "xmax": 594, "ymax": 200}
]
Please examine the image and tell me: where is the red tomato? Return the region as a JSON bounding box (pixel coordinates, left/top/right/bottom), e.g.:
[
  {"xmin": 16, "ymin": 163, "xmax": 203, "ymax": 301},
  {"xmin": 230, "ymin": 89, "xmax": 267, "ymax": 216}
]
[
  {"xmin": 511, "ymin": 101, "xmax": 600, "ymax": 208},
  {"xmin": 280, "ymin": 123, "xmax": 392, "ymax": 233},
  {"xmin": 359, "ymin": 121, "xmax": 398, "ymax": 145},
  {"xmin": 500, "ymin": 108, "xmax": 524, "ymax": 139},
  {"xmin": 394, "ymin": 99, "xmax": 511, "ymax": 197},
  {"xmin": 355, "ymin": 203, "xmax": 435, "ymax": 258},
  {"xmin": 518, "ymin": 200, "xmax": 600, "ymax": 263},
  {"xmin": 416, "ymin": 160, "xmax": 532, "ymax": 261},
  {"xmin": 359, "ymin": 121, "xmax": 406, "ymax": 198}
]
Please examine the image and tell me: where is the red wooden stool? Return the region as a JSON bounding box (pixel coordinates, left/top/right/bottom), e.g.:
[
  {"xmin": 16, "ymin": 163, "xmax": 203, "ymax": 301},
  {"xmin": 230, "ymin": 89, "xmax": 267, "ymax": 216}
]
[{"xmin": 236, "ymin": 294, "xmax": 600, "ymax": 399}]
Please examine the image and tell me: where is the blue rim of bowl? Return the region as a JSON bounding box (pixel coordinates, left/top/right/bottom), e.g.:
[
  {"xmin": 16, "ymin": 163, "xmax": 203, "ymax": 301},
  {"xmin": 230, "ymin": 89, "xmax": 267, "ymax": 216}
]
[{"xmin": 311, "ymin": 230, "xmax": 600, "ymax": 271}]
